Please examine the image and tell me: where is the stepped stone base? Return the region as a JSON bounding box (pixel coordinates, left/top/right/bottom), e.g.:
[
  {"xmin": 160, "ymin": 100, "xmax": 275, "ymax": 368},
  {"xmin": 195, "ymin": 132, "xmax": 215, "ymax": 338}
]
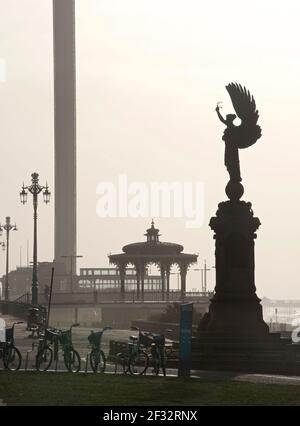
[{"xmin": 192, "ymin": 333, "xmax": 300, "ymax": 375}]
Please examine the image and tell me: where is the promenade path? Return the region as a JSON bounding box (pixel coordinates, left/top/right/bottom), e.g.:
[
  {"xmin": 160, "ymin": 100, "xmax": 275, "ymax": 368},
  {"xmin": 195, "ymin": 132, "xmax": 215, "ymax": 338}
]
[
  {"xmin": 1, "ymin": 314, "xmax": 300, "ymax": 385},
  {"xmin": 0, "ymin": 314, "xmax": 132, "ymax": 372}
]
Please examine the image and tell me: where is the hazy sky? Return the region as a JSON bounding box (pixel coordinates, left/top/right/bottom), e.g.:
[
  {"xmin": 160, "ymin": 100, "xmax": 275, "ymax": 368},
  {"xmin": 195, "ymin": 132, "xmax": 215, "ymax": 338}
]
[{"xmin": 0, "ymin": 0, "xmax": 300, "ymax": 298}]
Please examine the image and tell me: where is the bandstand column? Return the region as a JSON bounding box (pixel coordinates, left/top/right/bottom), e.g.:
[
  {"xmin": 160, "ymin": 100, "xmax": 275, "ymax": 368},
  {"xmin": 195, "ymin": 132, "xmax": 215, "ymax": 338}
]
[
  {"xmin": 166, "ymin": 264, "xmax": 171, "ymax": 301},
  {"xmin": 141, "ymin": 263, "xmax": 145, "ymax": 302},
  {"xmin": 134, "ymin": 263, "xmax": 141, "ymax": 301},
  {"xmin": 180, "ymin": 263, "xmax": 187, "ymax": 301},
  {"xmin": 160, "ymin": 264, "xmax": 166, "ymax": 301},
  {"xmin": 119, "ymin": 263, "xmax": 126, "ymax": 302}
]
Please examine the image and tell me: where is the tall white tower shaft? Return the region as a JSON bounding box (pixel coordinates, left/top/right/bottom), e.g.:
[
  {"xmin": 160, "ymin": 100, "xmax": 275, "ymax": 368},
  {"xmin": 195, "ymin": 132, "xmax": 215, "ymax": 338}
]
[{"xmin": 53, "ymin": 0, "xmax": 77, "ymax": 274}]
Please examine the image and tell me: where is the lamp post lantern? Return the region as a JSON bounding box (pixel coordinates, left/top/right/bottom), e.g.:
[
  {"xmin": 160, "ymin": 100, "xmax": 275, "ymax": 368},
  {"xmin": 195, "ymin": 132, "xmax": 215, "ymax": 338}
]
[
  {"xmin": 0, "ymin": 217, "xmax": 17, "ymax": 300},
  {"xmin": 20, "ymin": 173, "xmax": 50, "ymax": 305}
]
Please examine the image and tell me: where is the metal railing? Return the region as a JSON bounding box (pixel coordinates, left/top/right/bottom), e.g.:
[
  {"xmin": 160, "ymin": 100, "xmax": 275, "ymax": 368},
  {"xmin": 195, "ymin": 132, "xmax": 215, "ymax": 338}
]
[
  {"xmin": 0, "ymin": 292, "xmax": 45, "ymax": 320},
  {"xmin": 32, "ymin": 290, "xmax": 214, "ymax": 305},
  {"xmin": 14, "ymin": 293, "xmax": 31, "ymax": 304}
]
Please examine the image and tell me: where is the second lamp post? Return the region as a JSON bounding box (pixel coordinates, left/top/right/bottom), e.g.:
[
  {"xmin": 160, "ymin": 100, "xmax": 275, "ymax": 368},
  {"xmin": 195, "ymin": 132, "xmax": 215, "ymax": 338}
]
[
  {"xmin": 20, "ymin": 173, "xmax": 50, "ymax": 305},
  {"xmin": 0, "ymin": 217, "xmax": 18, "ymax": 301}
]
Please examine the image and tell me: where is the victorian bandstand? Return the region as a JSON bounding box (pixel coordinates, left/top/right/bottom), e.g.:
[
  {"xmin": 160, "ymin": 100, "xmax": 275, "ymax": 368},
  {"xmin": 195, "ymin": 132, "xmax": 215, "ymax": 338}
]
[{"xmin": 109, "ymin": 222, "xmax": 198, "ymax": 301}]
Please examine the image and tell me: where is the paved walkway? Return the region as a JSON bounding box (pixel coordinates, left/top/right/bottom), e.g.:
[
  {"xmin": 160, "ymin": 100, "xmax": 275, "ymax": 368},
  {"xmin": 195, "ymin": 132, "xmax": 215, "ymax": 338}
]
[
  {"xmin": 2, "ymin": 313, "xmax": 300, "ymax": 386},
  {"xmin": 190, "ymin": 370, "xmax": 300, "ymax": 386}
]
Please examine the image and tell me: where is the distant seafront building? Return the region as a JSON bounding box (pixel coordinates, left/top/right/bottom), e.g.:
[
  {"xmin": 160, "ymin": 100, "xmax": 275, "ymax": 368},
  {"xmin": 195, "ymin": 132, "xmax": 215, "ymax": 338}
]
[
  {"xmin": 0, "ymin": 262, "xmax": 68, "ymax": 299},
  {"xmin": 53, "ymin": 0, "xmax": 77, "ymax": 274},
  {"xmin": 78, "ymin": 268, "xmax": 162, "ymax": 292},
  {"xmin": 2, "ymin": 265, "xmax": 161, "ymax": 297}
]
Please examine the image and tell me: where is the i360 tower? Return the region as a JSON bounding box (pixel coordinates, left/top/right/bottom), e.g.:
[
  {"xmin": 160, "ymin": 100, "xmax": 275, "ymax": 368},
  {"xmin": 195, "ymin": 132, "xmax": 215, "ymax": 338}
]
[{"xmin": 53, "ymin": 0, "xmax": 77, "ymax": 275}]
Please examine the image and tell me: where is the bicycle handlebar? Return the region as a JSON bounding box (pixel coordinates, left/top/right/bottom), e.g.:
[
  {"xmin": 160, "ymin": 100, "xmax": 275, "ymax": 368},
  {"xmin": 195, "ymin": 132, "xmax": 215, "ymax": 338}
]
[
  {"xmin": 71, "ymin": 323, "xmax": 80, "ymax": 328},
  {"xmin": 9, "ymin": 321, "xmax": 24, "ymax": 333}
]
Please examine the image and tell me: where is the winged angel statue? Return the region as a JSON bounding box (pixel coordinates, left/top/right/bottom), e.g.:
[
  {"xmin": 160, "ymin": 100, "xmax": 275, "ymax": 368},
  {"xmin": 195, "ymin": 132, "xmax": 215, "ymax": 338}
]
[{"xmin": 216, "ymin": 83, "xmax": 261, "ymax": 184}]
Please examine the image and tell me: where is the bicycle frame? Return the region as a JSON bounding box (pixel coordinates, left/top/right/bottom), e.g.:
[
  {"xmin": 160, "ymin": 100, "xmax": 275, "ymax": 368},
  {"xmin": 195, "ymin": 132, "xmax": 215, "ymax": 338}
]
[
  {"xmin": 145, "ymin": 329, "xmax": 172, "ymax": 375},
  {"xmin": 129, "ymin": 327, "xmax": 152, "ymax": 354},
  {"xmin": 88, "ymin": 326, "xmax": 112, "ymax": 351},
  {"xmin": 38, "ymin": 328, "xmax": 60, "ymax": 360},
  {"xmin": 0, "ymin": 322, "xmax": 23, "ymax": 370},
  {"xmin": 5, "ymin": 322, "xmax": 23, "ymax": 346},
  {"xmin": 36, "ymin": 323, "xmax": 80, "ymax": 372},
  {"xmin": 59, "ymin": 323, "xmax": 80, "ymax": 356}
]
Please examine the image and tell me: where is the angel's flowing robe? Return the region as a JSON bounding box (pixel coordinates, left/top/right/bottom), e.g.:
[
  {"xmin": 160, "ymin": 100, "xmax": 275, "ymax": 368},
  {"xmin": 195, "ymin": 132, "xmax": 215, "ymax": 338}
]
[{"xmin": 223, "ymin": 128, "xmax": 242, "ymax": 182}]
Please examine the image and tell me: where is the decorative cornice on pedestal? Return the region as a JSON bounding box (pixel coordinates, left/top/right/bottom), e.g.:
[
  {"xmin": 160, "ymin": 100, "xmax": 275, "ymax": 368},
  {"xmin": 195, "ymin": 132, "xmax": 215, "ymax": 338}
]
[{"xmin": 209, "ymin": 200, "xmax": 261, "ymax": 240}]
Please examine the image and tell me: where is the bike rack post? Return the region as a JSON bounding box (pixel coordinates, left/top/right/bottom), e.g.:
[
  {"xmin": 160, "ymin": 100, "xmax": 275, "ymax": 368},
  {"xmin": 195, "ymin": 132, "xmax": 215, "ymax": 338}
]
[
  {"xmin": 114, "ymin": 353, "xmax": 123, "ymax": 374},
  {"xmin": 25, "ymin": 352, "xmax": 29, "ymax": 371},
  {"xmin": 114, "ymin": 357, "xmax": 118, "ymax": 374},
  {"xmin": 55, "ymin": 353, "xmax": 59, "ymax": 372},
  {"xmin": 85, "ymin": 354, "xmax": 90, "ymax": 373},
  {"xmin": 26, "ymin": 342, "xmax": 39, "ymax": 371}
]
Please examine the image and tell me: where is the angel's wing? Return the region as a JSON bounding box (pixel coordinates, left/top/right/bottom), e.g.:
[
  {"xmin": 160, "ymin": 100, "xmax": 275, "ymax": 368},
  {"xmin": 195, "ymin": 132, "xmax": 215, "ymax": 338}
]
[{"xmin": 226, "ymin": 83, "xmax": 259, "ymax": 125}]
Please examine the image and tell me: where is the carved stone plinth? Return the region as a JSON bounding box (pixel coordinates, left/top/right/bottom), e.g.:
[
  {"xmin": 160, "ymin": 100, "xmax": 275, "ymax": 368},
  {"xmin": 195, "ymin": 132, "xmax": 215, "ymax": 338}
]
[
  {"xmin": 200, "ymin": 199, "xmax": 269, "ymax": 337},
  {"xmin": 192, "ymin": 199, "xmax": 300, "ymax": 374}
]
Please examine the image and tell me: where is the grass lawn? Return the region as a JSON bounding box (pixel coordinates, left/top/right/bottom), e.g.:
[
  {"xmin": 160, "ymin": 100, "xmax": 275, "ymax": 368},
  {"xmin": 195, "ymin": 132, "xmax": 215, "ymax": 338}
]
[{"xmin": 1, "ymin": 371, "xmax": 300, "ymax": 406}]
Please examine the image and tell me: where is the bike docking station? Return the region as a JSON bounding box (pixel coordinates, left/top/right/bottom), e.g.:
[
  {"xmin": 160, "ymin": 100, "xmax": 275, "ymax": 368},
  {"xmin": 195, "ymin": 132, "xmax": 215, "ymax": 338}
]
[{"xmin": 178, "ymin": 303, "xmax": 193, "ymax": 378}]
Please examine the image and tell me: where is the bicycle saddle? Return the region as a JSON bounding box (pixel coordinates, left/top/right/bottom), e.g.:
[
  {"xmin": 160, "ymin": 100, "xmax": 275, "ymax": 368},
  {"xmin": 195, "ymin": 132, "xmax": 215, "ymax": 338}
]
[
  {"xmin": 153, "ymin": 334, "xmax": 165, "ymax": 345},
  {"xmin": 129, "ymin": 335, "xmax": 138, "ymax": 341}
]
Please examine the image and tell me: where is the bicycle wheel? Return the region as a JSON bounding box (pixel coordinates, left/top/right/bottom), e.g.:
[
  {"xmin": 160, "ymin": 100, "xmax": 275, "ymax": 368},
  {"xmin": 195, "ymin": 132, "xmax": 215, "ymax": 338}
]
[
  {"xmin": 128, "ymin": 350, "xmax": 149, "ymax": 375},
  {"xmin": 90, "ymin": 349, "xmax": 106, "ymax": 373},
  {"xmin": 3, "ymin": 346, "xmax": 22, "ymax": 371},
  {"xmin": 36, "ymin": 347, "xmax": 53, "ymax": 371},
  {"xmin": 64, "ymin": 349, "xmax": 81, "ymax": 373},
  {"xmin": 152, "ymin": 347, "xmax": 167, "ymax": 376},
  {"xmin": 123, "ymin": 358, "xmax": 130, "ymax": 375}
]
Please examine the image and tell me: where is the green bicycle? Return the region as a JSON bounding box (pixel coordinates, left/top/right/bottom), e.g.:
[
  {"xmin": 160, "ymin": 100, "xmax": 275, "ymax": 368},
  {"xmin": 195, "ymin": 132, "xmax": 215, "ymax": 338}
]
[
  {"xmin": 36, "ymin": 327, "xmax": 60, "ymax": 371},
  {"xmin": 147, "ymin": 331, "xmax": 170, "ymax": 376},
  {"xmin": 128, "ymin": 329, "xmax": 173, "ymax": 376},
  {"xmin": 0, "ymin": 322, "xmax": 23, "ymax": 371},
  {"xmin": 127, "ymin": 327, "xmax": 152, "ymax": 375},
  {"xmin": 88, "ymin": 326, "xmax": 112, "ymax": 373},
  {"xmin": 60, "ymin": 323, "xmax": 81, "ymax": 372},
  {"xmin": 36, "ymin": 323, "xmax": 81, "ymax": 372}
]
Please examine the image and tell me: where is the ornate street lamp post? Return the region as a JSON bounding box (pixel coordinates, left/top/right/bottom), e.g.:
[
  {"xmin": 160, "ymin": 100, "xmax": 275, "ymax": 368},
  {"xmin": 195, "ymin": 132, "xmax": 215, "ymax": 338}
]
[
  {"xmin": 0, "ymin": 217, "xmax": 17, "ymax": 300},
  {"xmin": 20, "ymin": 173, "xmax": 50, "ymax": 305},
  {"xmin": 0, "ymin": 241, "xmax": 5, "ymax": 299},
  {"xmin": 194, "ymin": 260, "xmax": 211, "ymax": 294}
]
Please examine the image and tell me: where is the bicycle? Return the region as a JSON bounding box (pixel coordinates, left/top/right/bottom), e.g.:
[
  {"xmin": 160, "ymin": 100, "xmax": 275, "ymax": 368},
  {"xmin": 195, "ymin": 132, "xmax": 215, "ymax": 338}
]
[
  {"xmin": 0, "ymin": 322, "xmax": 23, "ymax": 371},
  {"xmin": 60, "ymin": 323, "xmax": 81, "ymax": 372},
  {"xmin": 36, "ymin": 327, "xmax": 60, "ymax": 371},
  {"xmin": 88, "ymin": 326, "xmax": 112, "ymax": 373},
  {"xmin": 36, "ymin": 323, "xmax": 81, "ymax": 373},
  {"xmin": 27, "ymin": 307, "xmax": 46, "ymax": 339},
  {"xmin": 128, "ymin": 329, "xmax": 173, "ymax": 376},
  {"xmin": 127, "ymin": 327, "xmax": 152, "ymax": 375},
  {"xmin": 147, "ymin": 332, "xmax": 170, "ymax": 376}
]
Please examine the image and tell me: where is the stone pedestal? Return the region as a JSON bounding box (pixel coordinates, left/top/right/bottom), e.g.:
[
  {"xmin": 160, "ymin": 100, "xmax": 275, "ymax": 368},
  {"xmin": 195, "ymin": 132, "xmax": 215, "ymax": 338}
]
[
  {"xmin": 203, "ymin": 199, "xmax": 268, "ymax": 337},
  {"xmin": 193, "ymin": 196, "xmax": 300, "ymax": 374}
]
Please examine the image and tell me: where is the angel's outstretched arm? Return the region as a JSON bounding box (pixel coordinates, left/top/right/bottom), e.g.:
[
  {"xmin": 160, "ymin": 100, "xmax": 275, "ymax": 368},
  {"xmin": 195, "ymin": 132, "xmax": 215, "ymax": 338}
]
[{"xmin": 216, "ymin": 106, "xmax": 227, "ymax": 125}]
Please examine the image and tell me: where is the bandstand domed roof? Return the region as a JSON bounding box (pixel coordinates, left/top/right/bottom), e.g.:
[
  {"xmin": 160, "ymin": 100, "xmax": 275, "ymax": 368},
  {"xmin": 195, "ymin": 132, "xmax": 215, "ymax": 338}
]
[{"xmin": 122, "ymin": 221, "xmax": 184, "ymax": 255}]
